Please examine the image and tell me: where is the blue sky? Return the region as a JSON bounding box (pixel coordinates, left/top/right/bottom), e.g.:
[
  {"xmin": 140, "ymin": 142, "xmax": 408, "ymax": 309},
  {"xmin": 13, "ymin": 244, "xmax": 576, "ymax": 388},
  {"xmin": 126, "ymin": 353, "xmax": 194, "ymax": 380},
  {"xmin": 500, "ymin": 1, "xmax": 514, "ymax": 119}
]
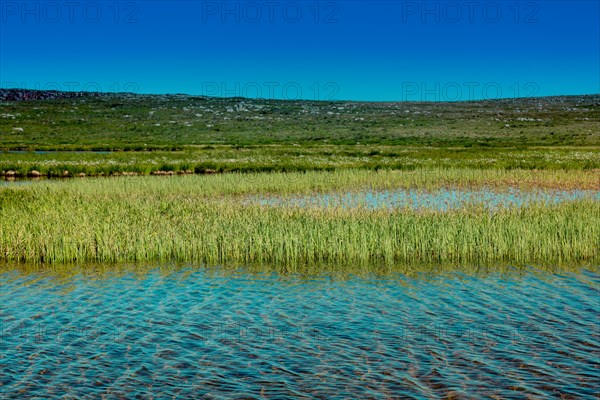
[{"xmin": 1, "ymin": 0, "xmax": 599, "ymax": 101}]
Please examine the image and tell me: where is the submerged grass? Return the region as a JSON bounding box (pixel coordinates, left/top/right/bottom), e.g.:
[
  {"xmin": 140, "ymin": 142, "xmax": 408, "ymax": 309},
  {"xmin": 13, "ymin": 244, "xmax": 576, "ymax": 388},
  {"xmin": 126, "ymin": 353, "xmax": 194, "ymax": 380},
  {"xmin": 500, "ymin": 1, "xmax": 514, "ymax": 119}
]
[
  {"xmin": 1, "ymin": 169, "xmax": 598, "ymax": 266},
  {"xmin": 2, "ymin": 260, "xmax": 597, "ymax": 283}
]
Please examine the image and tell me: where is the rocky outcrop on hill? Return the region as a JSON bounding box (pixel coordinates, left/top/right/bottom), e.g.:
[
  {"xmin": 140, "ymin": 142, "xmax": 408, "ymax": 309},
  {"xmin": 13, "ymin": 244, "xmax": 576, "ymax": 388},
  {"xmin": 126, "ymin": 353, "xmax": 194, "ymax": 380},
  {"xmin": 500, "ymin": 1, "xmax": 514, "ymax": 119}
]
[{"xmin": 0, "ymin": 89, "xmax": 106, "ymax": 102}]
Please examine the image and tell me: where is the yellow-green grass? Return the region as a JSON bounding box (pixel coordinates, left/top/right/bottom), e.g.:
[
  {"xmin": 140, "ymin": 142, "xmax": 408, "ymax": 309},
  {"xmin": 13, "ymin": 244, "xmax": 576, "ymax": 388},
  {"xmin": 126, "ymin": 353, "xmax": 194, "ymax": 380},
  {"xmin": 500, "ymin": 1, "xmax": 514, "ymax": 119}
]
[
  {"xmin": 1, "ymin": 146, "xmax": 599, "ymax": 178},
  {"xmin": 1, "ymin": 169, "xmax": 598, "ymax": 266}
]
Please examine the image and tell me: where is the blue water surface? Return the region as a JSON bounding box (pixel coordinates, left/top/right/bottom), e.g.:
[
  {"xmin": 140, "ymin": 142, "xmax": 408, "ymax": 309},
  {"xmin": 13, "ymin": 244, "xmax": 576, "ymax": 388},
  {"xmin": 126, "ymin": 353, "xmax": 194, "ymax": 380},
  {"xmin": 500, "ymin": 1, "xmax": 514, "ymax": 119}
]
[
  {"xmin": 253, "ymin": 188, "xmax": 600, "ymax": 211},
  {"xmin": 1, "ymin": 267, "xmax": 599, "ymax": 398}
]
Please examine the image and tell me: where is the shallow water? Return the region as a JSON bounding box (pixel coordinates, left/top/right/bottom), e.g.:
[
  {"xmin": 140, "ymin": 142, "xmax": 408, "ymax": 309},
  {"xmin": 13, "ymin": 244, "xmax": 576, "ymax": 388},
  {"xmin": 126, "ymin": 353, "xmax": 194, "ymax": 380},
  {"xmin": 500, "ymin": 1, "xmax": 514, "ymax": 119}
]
[
  {"xmin": 0, "ymin": 179, "xmax": 48, "ymax": 186},
  {"xmin": 253, "ymin": 188, "xmax": 600, "ymax": 211},
  {"xmin": 1, "ymin": 267, "xmax": 598, "ymax": 398}
]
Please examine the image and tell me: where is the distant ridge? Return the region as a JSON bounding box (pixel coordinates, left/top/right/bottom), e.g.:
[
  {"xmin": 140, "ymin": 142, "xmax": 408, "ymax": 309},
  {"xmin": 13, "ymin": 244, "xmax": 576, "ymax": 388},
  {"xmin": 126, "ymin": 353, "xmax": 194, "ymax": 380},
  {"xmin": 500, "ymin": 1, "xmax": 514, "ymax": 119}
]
[{"xmin": 1, "ymin": 88, "xmax": 598, "ymax": 105}]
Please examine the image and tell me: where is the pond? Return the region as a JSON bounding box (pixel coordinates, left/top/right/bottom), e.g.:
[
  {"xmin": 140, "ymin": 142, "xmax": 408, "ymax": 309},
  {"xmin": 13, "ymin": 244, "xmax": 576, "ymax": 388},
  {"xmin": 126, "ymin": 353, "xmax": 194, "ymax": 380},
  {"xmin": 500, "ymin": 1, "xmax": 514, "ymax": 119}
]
[
  {"xmin": 0, "ymin": 178, "xmax": 49, "ymax": 186},
  {"xmin": 250, "ymin": 188, "xmax": 600, "ymax": 211},
  {"xmin": 1, "ymin": 266, "xmax": 598, "ymax": 398}
]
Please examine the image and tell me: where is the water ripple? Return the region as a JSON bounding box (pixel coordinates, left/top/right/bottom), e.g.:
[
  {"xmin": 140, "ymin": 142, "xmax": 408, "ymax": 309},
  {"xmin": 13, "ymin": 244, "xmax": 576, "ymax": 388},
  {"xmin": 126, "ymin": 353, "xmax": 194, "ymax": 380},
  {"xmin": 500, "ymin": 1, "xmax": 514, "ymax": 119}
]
[{"xmin": 1, "ymin": 268, "xmax": 599, "ymax": 398}]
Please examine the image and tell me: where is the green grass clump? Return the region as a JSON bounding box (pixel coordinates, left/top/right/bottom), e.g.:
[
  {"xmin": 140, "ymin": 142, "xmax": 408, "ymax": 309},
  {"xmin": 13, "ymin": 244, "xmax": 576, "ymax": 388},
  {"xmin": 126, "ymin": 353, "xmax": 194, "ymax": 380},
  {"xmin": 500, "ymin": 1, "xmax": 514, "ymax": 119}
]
[{"xmin": 1, "ymin": 170, "xmax": 597, "ymax": 266}]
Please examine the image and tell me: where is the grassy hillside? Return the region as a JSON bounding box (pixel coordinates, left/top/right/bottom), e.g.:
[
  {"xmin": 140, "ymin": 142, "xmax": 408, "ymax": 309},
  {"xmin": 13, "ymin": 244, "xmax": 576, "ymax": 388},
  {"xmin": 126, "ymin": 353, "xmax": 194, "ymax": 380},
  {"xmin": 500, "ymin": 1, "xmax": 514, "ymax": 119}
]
[{"xmin": 1, "ymin": 90, "xmax": 598, "ymax": 150}]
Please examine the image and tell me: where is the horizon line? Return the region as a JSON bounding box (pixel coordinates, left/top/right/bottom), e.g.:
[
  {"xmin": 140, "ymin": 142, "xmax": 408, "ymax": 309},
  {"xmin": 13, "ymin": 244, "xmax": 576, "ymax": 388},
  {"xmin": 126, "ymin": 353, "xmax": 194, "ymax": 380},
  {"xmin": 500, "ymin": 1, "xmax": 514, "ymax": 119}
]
[{"xmin": 1, "ymin": 87, "xmax": 599, "ymax": 104}]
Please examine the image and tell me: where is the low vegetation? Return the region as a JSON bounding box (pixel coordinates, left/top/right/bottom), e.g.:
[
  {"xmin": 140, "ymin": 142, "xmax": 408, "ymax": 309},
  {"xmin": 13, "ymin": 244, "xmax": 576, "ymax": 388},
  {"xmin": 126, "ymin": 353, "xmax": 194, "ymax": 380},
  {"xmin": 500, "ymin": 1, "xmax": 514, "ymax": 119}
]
[
  {"xmin": 2, "ymin": 91, "xmax": 599, "ymax": 151},
  {"xmin": 1, "ymin": 170, "xmax": 598, "ymax": 266},
  {"xmin": 1, "ymin": 146, "xmax": 599, "ymax": 178}
]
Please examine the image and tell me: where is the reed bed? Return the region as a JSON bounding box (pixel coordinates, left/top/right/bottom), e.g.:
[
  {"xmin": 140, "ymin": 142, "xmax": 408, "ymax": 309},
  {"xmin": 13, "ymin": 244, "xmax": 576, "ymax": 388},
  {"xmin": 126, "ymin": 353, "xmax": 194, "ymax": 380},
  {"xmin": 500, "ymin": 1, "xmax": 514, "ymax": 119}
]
[
  {"xmin": 1, "ymin": 169, "xmax": 598, "ymax": 266},
  {"xmin": 1, "ymin": 146, "xmax": 599, "ymax": 178}
]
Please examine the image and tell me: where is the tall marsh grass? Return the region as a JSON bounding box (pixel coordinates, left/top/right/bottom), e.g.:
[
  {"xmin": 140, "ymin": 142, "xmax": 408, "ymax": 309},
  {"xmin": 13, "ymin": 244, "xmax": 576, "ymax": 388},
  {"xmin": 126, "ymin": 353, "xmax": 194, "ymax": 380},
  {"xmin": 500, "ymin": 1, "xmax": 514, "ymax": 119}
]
[{"xmin": 1, "ymin": 169, "xmax": 598, "ymax": 265}]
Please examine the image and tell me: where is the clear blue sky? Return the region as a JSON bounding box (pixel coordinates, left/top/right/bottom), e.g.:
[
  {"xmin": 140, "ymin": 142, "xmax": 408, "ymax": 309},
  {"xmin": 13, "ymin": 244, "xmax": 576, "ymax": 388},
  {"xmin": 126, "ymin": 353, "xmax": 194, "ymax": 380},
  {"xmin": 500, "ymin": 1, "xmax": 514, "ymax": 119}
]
[{"xmin": 1, "ymin": 0, "xmax": 599, "ymax": 101}]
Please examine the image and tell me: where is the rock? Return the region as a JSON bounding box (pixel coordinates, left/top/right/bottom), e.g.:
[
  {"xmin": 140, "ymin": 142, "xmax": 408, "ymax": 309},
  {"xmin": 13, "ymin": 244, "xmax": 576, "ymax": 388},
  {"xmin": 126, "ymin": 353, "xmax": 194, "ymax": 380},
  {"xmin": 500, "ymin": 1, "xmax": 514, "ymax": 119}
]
[{"xmin": 28, "ymin": 170, "xmax": 42, "ymax": 177}]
